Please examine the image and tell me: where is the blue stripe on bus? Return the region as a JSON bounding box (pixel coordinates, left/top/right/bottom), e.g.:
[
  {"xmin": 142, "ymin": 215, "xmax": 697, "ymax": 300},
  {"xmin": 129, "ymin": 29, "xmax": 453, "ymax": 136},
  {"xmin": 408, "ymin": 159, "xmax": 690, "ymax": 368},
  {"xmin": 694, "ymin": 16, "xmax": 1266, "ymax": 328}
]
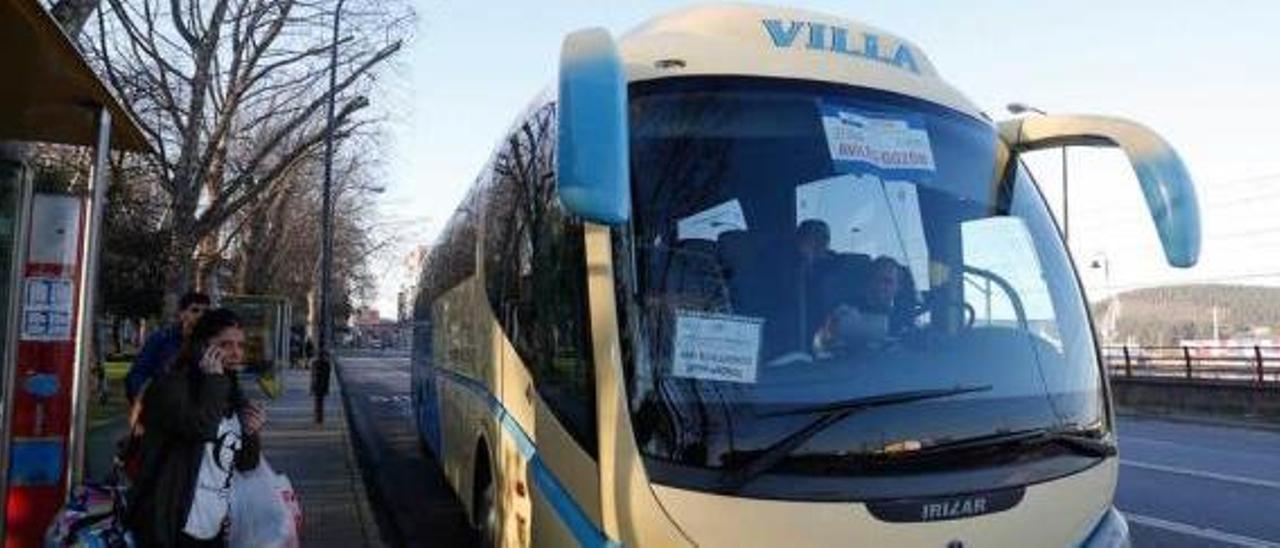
[{"xmin": 431, "ymin": 367, "xmax": 621, "ymax": 548}]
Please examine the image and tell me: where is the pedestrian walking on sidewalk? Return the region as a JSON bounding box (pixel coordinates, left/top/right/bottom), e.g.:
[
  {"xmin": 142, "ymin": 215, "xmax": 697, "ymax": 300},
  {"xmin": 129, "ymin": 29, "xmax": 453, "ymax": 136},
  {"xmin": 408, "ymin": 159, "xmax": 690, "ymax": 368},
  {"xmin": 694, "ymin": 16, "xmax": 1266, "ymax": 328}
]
[
  {"xmin": 127, "ymin": 308, "xmax": 269, "ymax": 547},
  {"xmin": 124, "ymin": 291, "xmax": 211, "ymax": 402},
  {"xmin": 311, "ymin": 352, "xmax": 331, "ymax": 423}
]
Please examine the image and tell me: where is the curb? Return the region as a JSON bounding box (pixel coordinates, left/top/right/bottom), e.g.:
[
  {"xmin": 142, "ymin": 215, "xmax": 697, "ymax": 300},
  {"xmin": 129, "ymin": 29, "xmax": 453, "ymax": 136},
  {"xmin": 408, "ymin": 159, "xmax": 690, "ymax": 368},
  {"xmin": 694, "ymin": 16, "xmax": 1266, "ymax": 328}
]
[
  {"xmin": 334, "ymin": 355, "xmax": 409, "ymax": 548},
  {"xmin": 335, "ymin": 381, "xmax": 384, "ymax": 547}
]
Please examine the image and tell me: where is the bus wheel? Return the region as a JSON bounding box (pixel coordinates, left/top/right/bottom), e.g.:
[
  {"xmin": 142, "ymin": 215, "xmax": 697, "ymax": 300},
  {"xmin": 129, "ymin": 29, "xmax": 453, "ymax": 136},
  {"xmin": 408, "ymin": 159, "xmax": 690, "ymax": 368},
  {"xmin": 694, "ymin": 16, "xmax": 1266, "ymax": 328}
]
[{"xmin": 473, "ymin": 446, "xmax": 498, "ymax": 546}]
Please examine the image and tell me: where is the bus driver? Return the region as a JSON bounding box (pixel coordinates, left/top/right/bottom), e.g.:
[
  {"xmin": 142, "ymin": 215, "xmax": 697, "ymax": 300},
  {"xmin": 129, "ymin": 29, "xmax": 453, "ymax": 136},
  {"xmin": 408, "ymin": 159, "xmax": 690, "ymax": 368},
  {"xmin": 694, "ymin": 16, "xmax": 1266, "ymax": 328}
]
[{"xmin": 814, "ymin": 255, "xmax": 903, "ymax": 354}]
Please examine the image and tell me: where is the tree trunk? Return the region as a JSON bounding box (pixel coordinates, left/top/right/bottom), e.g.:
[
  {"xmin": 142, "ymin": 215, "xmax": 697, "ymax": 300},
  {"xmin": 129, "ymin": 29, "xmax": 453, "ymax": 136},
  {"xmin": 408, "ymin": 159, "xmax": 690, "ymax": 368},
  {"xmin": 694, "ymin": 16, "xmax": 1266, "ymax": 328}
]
[
  {"xmin": 306, "ymin": 285, "xmax": 319, "ymax": 355},
  {"xmin": 234, "ymin": 203, "xmax": 272, "ymax": 294},
  {"xmin": 163, "ymin": 231, "xmax": 198, "ymax": 316},
  {"xmin": 49, "ymin": 0, "xmax": 101, "ymax": 38},
  {"xmin": 195, "ymin": 233, "xmax": 220, "ymax": 295}
]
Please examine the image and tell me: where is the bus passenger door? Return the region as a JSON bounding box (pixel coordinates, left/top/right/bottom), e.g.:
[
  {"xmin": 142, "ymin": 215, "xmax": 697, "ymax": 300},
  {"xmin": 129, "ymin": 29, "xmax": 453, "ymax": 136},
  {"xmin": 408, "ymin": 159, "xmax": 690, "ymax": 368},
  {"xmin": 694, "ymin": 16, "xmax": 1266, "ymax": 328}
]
[
  {"xmin": 496, "ymin": 333, "xmax": 535, "ymax": 547},
  {"xmin": 519, "ymin": 216, "xmax": 606, "ymax": 547},
  {"xmin": 483, "ymin": 95, "xmax": 608, "ymax": 546},
  {"xmin": 493, "ymin": 287, "xmax": 604, "ymax": 548}
]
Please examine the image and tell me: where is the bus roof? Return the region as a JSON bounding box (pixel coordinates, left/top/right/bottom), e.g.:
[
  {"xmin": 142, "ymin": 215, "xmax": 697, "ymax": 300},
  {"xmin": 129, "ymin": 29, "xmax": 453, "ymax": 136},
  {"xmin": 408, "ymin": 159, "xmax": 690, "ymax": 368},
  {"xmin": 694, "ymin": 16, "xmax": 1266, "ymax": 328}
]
[{"xmin": 618, "ymin": 3, "xmax": 986, "ymax": 121}]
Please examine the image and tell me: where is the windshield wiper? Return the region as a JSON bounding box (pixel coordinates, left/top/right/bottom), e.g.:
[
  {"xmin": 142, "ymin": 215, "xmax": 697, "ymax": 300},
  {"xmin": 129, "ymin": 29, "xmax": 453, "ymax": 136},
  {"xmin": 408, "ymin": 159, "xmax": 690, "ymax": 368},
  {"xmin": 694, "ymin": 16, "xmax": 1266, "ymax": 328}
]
[
  {"xmin": 721, "ymin": 385, "xmax": 992, "ymax": 491},
  {"xmin": 900, "ymin": 426, "xmax": 1116, "ymax": 459}
]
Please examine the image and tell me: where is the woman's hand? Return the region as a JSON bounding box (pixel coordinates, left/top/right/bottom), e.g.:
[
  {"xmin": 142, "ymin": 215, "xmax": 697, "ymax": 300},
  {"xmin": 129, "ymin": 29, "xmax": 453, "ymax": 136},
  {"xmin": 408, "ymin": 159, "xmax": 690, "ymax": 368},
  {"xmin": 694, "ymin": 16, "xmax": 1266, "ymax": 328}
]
[
  {"xmin": 199, "ymin": 346, "xmax": 226, "ymax": 375},
  {"xmin": 242, "ymin": 400, "xmax": 267, "ymax": 435}
]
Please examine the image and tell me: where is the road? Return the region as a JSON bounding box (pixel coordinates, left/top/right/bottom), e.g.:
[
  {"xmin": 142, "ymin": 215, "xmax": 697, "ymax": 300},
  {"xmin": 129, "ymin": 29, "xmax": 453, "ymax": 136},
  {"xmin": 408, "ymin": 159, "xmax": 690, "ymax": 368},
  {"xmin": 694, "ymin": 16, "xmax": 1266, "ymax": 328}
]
[
  {"xmin": 337, "ymin": 352, "xmax": 477, "ymax": 547},
  {"xmin": 1116, "ymin": 416, "xmax": 1280, "ymax": 547},
  {"xmin": 339, "ymin": 352, "xmax": 1280, "ymax": 547}
]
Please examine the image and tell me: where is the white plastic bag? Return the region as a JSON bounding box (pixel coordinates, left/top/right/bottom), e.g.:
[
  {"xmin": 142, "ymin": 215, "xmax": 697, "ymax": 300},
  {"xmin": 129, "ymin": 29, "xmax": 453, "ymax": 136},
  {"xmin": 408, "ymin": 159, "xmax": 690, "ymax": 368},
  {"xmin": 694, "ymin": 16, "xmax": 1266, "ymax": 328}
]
[
  {"xmin": 228, "ymin": 457, "xmax": 301, "ymax": 548},
  {"xmin": 274, "ymin": 471, "xmax": 303, "ymax": 538}
]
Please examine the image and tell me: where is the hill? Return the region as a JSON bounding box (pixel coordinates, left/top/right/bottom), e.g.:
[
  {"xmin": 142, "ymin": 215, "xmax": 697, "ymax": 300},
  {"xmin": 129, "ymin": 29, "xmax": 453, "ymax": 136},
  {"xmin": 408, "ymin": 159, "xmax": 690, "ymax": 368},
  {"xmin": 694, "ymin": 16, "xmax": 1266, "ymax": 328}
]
[{"xmin": 1091, "ymin": 284, "xmax": 1280, "ymax": 345}]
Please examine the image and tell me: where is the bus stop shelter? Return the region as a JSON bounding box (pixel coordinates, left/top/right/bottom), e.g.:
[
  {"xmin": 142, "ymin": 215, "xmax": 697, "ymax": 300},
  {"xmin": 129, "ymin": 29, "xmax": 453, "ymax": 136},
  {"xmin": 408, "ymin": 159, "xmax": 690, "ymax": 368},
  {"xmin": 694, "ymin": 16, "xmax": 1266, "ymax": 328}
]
[{"xmin": 0, "ymin": 0, "xmax": 149, "ymax": 544}]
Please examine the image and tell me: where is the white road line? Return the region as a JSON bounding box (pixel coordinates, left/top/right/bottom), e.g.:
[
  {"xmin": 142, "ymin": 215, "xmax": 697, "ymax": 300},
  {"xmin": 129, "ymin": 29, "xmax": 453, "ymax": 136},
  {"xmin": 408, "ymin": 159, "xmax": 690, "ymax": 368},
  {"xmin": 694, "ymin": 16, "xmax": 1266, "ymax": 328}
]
[
  {"xmin": 1121, "ymin": 436, "xmax": 1184, "ymax": 447},
  {"xmin": 1125, "ymin": 513, "xmax": 1280, "ymax": 548},
  {"xmin": 1122, "ymin": 459, "xmax": 1280, "ymax": 490}
]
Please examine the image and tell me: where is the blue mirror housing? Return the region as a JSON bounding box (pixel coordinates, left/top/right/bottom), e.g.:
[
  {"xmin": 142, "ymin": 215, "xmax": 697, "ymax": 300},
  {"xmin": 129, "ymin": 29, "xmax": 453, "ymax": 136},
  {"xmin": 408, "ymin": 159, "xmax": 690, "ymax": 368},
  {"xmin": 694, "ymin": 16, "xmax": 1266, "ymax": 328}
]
[
  {"xmin": 557, "ymin": 28, "xmax": 631, "ymax": 225},
  {"xmin": 998, "ymin": 115, "xmax": 1201, "ymax": 268},
  {"xmin": 1130, "ymin": 147, "xmax": 1200, "ymax": 268}
]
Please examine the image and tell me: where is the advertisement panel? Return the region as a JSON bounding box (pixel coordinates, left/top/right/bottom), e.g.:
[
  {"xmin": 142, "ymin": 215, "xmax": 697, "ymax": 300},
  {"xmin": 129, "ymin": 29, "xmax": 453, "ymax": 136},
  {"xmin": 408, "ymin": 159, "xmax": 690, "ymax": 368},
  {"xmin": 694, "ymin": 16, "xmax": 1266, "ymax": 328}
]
[
  {"xmin": 221, "ymin": 295, "xmax": 291, "ymax": 398},
  {"xmin": 3, "ymin": 193, "xmax": 84, "ymax": 547}
]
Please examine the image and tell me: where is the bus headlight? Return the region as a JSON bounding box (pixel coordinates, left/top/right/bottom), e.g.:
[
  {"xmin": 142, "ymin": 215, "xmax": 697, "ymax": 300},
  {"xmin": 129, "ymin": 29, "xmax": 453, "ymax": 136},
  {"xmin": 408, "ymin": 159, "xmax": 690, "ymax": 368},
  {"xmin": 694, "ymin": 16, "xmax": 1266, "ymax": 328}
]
[{"xmin": 1083, "ymin": 507, "xmax": 1131, "ymax": 548}]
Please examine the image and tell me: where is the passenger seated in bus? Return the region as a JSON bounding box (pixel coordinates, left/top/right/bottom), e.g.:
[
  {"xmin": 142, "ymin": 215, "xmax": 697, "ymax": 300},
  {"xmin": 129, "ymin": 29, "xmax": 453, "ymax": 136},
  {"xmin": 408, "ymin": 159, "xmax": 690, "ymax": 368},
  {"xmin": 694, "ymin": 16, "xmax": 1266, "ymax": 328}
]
[
  {"xmin": 795, "ymin": 219, "xmax": 890, "ymax": 347},
  {"xmin": 813, "ymin": 256, "xmax": 904, "ymax": 354},
  {"xmin": 796, "ymin": 219, "xmax": 834, "ymax": 263},
  {"xmin": 796, "ymin": 219, "xmax": 840, "ymax": 340}
]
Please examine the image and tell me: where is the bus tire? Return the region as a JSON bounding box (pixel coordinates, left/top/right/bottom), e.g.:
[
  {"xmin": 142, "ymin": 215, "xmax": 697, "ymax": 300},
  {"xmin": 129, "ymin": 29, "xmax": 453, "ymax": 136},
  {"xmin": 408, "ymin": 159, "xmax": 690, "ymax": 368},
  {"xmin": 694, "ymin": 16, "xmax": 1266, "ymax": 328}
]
[{"xmin": 473, "ymin": 440, "xmax": 498, "ymax": 546}]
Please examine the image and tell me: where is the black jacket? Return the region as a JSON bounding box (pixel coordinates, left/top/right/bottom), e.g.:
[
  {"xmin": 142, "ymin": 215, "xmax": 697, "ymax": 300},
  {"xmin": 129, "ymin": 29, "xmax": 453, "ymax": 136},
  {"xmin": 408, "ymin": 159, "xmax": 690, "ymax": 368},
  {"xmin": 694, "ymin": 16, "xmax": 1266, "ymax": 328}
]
[{"xmin": 126, "ymin": 370, "xmax": 260, "ymax": 547}]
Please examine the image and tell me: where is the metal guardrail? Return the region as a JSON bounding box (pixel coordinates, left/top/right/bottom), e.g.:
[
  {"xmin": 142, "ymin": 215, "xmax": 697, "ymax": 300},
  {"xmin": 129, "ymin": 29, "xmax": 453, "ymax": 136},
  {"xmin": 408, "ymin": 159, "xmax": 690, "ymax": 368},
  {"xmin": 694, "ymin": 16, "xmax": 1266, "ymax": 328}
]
[{"xmin": 1103, "ymin": 345, "xmax": 1280, "ymax": 386}]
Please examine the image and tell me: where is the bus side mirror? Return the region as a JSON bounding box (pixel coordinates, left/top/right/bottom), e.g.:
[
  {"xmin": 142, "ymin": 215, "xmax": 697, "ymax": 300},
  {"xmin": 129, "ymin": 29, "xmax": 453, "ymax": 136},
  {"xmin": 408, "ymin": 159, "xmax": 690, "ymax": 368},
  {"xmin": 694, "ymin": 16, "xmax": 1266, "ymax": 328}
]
[
  {"xmin": 557, "ymin": 27, "xmax": 631, "ymax": 225},
  {"xmin": 998, "ymin": 115, "xmax": 1201, "ymax": 268}
]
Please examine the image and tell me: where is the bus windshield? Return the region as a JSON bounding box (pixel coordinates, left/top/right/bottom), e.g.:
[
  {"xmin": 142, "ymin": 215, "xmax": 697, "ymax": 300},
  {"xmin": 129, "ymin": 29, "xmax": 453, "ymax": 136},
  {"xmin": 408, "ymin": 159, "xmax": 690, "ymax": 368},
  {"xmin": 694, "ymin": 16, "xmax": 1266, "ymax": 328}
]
[{"xmin": 618, "ymin": 78, "xmax": 1107, "ymax": 499}]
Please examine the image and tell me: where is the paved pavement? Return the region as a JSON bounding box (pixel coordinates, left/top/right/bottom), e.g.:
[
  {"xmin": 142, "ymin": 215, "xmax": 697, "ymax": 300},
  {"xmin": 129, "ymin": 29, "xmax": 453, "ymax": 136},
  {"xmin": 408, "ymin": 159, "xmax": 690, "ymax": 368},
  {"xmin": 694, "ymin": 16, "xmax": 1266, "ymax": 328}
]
[
  {"xmin": 85, "ymin": 416, "xmax": 129, "ymax": 482},
  {"xmin": 337, "ymin": 352, "xmax": 477, "ymax": 547},
  {"xmin": 251, "ymin": 367, "xmax": 383, "ymax": 547},
  {"xmin": 338, "ymin": 352, "xmax": 1280, "ymax": 548},
  {"xmin": 81, "ymin": 367, "xmax": 383, "ymax": 546}
]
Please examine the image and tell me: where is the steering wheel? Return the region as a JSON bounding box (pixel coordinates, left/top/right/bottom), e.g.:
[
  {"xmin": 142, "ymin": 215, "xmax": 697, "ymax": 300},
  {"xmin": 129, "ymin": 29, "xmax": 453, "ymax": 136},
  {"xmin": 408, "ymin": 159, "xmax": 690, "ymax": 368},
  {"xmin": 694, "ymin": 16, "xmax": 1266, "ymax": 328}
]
[
  {"xmin": 960, "ymin": 265, "xmax": 1029, "ymax": 331},
  {"xmin": 900, "ymin": 297, "xmax": 976, "ymax": 332},
  {"xmin": 960, "ymin": 300, "xmax": 977, "ymax": 329}
]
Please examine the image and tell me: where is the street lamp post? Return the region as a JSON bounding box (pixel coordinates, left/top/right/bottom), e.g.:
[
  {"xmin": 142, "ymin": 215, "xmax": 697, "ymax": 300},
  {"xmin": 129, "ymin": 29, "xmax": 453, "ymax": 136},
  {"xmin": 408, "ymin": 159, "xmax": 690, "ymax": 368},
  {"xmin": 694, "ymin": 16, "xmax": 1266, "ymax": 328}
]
[
  {"xmin": 1091, "ymin": 254, "xmax": 1120, "ymax": 344},
  {"xmin": 315, "ymin": 0, "xmax": 346, "ymax": 424},
  {"xmin": 1007, "ymin": 102, "xmax": 1069, "ymax": 242}
]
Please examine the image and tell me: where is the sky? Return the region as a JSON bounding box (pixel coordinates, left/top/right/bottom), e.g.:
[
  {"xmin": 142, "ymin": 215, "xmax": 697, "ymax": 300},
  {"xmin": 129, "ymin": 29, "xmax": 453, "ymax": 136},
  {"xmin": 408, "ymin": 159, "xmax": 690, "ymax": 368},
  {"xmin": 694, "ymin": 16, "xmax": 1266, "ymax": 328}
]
[{"xmin": 368, "ymin": 0, "xmax": 1280, "ymax": 317}]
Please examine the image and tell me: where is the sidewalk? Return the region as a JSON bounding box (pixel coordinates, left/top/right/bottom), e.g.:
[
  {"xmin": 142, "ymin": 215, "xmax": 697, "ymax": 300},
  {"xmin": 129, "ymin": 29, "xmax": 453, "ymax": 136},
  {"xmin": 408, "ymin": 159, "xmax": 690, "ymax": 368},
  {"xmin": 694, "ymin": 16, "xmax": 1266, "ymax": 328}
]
[{"xmin": 250, "ymin": 367, "xmax": 384, "ymax": 547}]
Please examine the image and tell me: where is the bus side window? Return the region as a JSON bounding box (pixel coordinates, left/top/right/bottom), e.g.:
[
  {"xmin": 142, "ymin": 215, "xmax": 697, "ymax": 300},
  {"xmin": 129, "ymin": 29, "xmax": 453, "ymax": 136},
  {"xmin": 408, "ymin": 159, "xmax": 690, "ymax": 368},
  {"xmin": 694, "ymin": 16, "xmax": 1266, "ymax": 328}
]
[{"xmin": 485, "ymin": 102, "xmax": 598, "ymax": 456}]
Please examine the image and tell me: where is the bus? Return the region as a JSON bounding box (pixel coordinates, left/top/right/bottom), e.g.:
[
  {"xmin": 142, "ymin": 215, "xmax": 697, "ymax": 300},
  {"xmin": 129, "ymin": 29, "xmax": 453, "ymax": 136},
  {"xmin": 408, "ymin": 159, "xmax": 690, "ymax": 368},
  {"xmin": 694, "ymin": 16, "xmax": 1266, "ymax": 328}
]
[{"xmin": 410, "ymin": 4, "xmax": 1200, "ymax": 547}]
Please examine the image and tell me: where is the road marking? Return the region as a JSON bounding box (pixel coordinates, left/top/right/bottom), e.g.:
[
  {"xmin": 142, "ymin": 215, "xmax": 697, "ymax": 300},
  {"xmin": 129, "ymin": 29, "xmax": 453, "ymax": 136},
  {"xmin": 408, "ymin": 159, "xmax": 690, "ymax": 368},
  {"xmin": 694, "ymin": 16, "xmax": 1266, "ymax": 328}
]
[
  {"xmin": 368, "ymin": 395, "xmax": 411, "ymax": 404},
  {"xmin": 1125, "ymin": 513, "xmax": 1280, "ymax": 548},
  {"xmin": 1122, "ymin": 459, "xmax": 1280, "ymax": 490},
  {"xmin": 1121, "ymin": 435, "xmax": 1184, "ymax": 447}
]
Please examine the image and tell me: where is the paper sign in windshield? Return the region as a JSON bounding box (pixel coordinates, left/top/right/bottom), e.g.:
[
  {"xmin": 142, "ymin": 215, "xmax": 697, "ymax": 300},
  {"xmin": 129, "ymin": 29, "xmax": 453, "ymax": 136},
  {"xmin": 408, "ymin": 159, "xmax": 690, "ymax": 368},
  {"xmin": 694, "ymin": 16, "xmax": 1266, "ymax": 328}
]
[
  {"xmin": 821, "ymin": 107, "xmax": 936, "ymax": 172},
  {"xmin": 672, "ymin": 311, "xmax": 763, "ymax": 383},
  {"xmin": 677, "ymin": 199, "xmax": 747, "ymax": 242}
]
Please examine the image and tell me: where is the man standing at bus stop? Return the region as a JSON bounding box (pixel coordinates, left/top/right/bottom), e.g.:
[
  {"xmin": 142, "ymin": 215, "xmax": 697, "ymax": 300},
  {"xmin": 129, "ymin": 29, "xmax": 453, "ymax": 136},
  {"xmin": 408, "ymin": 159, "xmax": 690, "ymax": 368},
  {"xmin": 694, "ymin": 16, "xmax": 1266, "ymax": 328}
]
[{"xmin": 124, "ymin": 291, "xmax": 211, "ymax": 402}]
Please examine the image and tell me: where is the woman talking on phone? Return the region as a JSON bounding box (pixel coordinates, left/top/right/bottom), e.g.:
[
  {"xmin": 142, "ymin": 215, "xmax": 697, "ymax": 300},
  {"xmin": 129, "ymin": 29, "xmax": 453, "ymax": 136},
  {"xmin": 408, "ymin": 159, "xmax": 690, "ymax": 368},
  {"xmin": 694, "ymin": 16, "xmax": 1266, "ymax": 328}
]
[{"xmin": 127, "ymin": 308, "xmax": 268, "ymax": 547}]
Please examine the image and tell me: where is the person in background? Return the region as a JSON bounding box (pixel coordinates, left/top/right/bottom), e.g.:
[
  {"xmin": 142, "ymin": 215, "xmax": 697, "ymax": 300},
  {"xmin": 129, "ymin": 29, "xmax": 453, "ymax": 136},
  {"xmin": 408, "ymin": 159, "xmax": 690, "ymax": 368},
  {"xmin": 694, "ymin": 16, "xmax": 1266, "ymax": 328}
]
[
  {"xmin": 795, "ymin": 219, "xmax": 839, "ymax": 344},
  {"xmin": 125, "ymin": 292, "xmax": 210, "ymax": 402},
  {"xmin": 127, "ymin": 308, "xmax": 267, "ymax": 547}
]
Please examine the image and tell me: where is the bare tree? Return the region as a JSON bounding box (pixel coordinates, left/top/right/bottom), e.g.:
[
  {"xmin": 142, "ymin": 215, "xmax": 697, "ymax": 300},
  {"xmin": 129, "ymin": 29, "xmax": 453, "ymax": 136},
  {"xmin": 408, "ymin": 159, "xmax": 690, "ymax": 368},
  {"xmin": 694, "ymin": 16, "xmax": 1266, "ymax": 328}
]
[
  {"xmin": 86, "ymin": 0, "xmax": 410, "ymax": 309},
  {"xmin": 219, "ymin": 130, "xmax": 389, "ymax": 342}
]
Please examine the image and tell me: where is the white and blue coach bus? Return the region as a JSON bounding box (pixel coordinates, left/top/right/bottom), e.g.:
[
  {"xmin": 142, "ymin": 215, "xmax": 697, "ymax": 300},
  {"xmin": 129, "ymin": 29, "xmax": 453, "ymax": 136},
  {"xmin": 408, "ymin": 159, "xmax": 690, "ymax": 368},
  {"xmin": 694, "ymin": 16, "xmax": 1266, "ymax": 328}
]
[{"xmin": 410, "ymin": 4, "xmax": 1200, "ymax": 547}]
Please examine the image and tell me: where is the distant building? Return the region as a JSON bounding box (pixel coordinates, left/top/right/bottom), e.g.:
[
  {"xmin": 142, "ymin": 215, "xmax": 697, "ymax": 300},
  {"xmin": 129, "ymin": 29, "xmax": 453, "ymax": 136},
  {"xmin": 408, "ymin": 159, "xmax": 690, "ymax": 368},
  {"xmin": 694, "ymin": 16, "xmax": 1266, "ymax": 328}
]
[
  {"xmin": 352, "ymin": 306, "xmax": 380, "ymax": 326},
  {"xmin": 397, "ymin": 244, "xmax": 430, "ymax": 322},
  {"xmin": 349, "ymin": 306, "xmax": 405, "ymax": 348}
]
